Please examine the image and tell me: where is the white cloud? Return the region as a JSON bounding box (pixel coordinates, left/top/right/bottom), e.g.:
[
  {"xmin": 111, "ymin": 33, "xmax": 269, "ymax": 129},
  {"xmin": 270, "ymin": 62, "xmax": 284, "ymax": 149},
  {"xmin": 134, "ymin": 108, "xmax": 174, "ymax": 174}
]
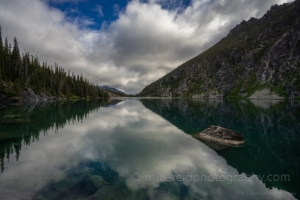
[
  {"xmin": 113, "ymin": 4, "xmax": 121, "ymax": 16},
  {"xmin": 0, "ymin": 0, "xmax": 294, "ymax": 94},
  {"xmin": 95, "ymin": 5, "xmax": 104, "ymax": 17}
]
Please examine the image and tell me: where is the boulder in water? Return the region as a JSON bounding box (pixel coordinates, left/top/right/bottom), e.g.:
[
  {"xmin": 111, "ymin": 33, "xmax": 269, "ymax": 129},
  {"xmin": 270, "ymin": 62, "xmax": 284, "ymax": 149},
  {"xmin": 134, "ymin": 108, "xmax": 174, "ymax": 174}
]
[{"xmin": 193, "ymin": 126, "xmax": 244, "ymax": 146}]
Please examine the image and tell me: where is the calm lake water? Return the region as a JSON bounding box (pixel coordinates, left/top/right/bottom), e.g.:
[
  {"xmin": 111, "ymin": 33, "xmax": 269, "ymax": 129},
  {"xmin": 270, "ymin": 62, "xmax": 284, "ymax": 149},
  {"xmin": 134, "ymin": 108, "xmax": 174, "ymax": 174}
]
[{"xmin": 0, "ymin": 99, "xmax": 299, "ymax": 200}]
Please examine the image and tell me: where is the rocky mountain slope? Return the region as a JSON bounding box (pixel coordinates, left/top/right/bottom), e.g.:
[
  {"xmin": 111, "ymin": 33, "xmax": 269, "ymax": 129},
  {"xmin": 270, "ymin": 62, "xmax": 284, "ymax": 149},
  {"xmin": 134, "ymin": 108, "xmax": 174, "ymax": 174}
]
[{"xmin": 139, "ymin": 0, "xmax": 300, "ymax": 98}]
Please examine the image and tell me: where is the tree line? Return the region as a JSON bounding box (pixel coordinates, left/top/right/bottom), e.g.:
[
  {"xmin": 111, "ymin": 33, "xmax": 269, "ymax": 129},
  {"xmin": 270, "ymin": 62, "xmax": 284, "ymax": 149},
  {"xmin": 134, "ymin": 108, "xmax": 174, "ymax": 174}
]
[{"xmin": 0, "ymin": 25, "xmax": 108, "ymax": 99}]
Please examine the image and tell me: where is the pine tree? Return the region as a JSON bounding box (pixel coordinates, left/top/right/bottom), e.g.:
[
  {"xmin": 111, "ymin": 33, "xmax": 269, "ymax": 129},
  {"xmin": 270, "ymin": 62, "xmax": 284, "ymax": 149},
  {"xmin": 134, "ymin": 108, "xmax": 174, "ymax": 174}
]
[
  {"xmin": 11, "ymin": 37, "xmax": 20, "ymax": 80},
  {"xmin": 3, "ymin": 37, "xmax": 9, "ymax": 80}
]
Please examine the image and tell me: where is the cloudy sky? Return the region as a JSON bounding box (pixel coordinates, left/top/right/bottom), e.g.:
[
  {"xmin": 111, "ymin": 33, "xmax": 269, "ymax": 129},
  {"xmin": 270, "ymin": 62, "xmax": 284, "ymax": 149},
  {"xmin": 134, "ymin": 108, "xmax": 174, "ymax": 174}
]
[{"xmin": 0, "ymin": 0, "xmax": 293, "ymax": 94}]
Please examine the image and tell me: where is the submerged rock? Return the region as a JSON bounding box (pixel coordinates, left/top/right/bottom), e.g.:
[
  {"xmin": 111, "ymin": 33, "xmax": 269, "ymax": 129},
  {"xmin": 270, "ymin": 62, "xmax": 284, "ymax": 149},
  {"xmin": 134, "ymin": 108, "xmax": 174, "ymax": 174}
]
[{"xmin": 193, "ymin": 126, "xmax": 244, "ymax": 146}]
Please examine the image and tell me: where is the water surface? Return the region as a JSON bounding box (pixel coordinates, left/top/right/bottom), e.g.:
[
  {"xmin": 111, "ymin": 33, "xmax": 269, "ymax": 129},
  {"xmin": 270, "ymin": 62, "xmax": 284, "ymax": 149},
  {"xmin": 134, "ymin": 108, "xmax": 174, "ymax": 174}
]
[{"xmin": 0, "ymin": 99, "xmax": 299, "ymax": 200}]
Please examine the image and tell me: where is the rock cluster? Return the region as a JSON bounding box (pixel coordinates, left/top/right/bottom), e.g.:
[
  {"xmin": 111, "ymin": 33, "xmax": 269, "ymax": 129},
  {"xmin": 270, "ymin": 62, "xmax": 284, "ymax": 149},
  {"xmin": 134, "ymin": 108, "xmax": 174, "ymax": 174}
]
[
  {"xmin": 248, "ymin": 88, "xmax": 284, "ymax": 99},
  {"xmin": 0, "ymin": 88, "xmax": 60, "ymax": 105},
  {"xmin": 22, "ymin": 88, "xmax": 57, "ymax": 102}
]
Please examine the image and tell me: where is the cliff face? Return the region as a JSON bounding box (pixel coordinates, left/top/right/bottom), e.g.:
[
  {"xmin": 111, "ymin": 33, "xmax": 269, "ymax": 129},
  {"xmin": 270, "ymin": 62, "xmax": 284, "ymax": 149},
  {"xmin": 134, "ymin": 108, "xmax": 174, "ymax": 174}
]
[{"xmin": 139, "ymin": 1, "xmax": 300, "ymax": 98}]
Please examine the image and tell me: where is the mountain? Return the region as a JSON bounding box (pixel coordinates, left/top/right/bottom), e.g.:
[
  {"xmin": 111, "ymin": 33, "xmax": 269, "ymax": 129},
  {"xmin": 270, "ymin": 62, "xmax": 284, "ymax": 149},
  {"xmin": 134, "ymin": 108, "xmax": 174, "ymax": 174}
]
[
  {"xmin": 100, "ymin": 86, "xmax": 127, "ymax": 96},
  {"xmin": 138, "ymin": 0, "xmax": 300, "ymax": 99}
]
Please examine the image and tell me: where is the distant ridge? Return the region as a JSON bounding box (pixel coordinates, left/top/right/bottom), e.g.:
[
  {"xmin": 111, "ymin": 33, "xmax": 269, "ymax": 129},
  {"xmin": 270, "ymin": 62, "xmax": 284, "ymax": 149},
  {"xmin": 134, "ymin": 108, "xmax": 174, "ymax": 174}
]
[{"xmin": 100, "ymin": 86, "xmax": 127, "ymax": 96}]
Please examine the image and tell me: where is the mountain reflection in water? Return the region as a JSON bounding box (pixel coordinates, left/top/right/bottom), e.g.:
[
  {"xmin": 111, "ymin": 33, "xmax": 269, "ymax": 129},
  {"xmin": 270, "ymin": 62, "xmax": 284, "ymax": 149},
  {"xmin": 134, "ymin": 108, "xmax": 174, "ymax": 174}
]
[{"xmin": 0, "ymin": 99, "xmax": 298, "ymax": 200}]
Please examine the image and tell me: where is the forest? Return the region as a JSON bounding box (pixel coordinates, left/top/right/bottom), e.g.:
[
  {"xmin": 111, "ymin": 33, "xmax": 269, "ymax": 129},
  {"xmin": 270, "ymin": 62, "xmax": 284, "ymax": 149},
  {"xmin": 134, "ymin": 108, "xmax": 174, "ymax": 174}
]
[{"xmin": 0, "ymin": 26, "xmax": 109, "ymax": 100}]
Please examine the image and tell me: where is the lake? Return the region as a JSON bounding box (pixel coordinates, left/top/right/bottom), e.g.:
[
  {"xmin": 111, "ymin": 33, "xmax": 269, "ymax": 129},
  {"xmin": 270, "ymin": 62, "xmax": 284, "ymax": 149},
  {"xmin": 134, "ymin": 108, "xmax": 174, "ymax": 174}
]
[{"xmin": 0, "ymin": 99, "xmax": 299, "ymax": 200}]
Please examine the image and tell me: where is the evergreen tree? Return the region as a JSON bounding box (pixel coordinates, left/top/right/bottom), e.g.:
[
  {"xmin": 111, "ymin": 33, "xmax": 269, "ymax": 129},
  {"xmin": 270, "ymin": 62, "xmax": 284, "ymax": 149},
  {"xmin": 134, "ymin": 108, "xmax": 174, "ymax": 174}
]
[
  {"xmin": 3, "ymin": 37, "xmax": 9, "ymax": 80},
  {"xmin": 11, "ymin": 37, "xmax": 20, "ymax": 80}
]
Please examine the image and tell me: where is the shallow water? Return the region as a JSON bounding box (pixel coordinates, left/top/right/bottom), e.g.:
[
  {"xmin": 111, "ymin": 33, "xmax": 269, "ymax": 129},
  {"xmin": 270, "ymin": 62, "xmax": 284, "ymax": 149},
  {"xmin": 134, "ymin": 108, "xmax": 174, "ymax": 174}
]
[{"xmin": 0, "ymin": 99, "xmax": 299, "ymax": 200}]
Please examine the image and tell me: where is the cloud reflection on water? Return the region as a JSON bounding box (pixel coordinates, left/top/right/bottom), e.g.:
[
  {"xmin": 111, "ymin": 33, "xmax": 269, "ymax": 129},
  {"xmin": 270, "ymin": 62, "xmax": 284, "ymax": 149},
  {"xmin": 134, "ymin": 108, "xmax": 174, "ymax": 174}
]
[{"xmin": 0, "ymin": 100, "xmax": 296, "ymax": 199}]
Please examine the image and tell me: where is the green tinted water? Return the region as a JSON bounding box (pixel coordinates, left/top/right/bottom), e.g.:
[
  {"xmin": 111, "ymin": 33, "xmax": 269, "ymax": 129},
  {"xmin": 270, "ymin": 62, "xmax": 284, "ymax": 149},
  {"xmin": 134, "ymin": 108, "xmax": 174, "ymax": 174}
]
[{"xmin": 0, "ymin": 99, "xmax": 299, "ymax": 200}]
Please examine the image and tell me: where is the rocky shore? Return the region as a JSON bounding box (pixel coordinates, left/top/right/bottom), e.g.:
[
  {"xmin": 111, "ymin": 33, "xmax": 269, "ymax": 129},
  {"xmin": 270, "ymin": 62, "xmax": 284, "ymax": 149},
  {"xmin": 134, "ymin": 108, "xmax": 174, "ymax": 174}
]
[
  {"xmin": 248, "ymin": 88, "xmax": 284, "ymax": 99},
  {"xmin": 0, "ymin": 88, "xmax": 59, "ymax": 105}
]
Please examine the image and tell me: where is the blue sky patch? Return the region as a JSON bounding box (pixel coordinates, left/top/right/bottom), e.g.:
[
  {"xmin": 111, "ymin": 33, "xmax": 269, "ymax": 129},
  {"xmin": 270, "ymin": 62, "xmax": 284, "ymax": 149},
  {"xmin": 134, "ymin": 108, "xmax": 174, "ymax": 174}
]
[
  {"xmin": 48, "ymin": 0, "xmax": 131, "ymax": 29},
  {"xmin": 48, "ymin": 0, "xmax": 193, "ymax": 30}
]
